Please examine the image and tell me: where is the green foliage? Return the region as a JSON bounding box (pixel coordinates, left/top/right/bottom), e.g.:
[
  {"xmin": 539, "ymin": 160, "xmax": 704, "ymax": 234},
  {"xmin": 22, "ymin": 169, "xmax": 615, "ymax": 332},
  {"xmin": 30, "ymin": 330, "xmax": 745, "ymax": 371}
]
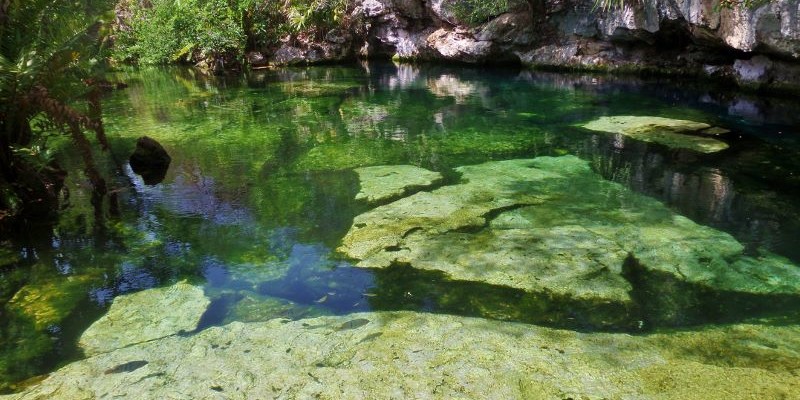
[
  {"xmin": 447, "ymin": 0, "xmax": 526, "ymax": 26},
  {"xmin": 113, "ymin": 0, "xmax": 246, "ymax": 64},
  {"xmin": 0, "ymin": 0, "xmax": 116, "ymax": 225},
  {"xmin": 593, "ymin": 0, "xmax": 772, "ymax": 11},
  {"xmin": 716, "ymin": 0, "xmax": 771, "ymax": 9},
  {"xmin": 284, "ymin": 0, "xmax": 349, "ymax": 36},
  {"xmin": 113, "ymin": 0, "xmax": 351, "ymax": 65}
]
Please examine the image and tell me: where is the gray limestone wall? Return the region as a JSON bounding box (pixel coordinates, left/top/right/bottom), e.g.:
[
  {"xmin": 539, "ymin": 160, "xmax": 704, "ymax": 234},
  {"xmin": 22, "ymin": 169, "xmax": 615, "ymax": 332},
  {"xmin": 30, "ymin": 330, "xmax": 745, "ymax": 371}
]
[{"xmin": 308, "ymin": 0, "xmax": 800, "ymax": 91}]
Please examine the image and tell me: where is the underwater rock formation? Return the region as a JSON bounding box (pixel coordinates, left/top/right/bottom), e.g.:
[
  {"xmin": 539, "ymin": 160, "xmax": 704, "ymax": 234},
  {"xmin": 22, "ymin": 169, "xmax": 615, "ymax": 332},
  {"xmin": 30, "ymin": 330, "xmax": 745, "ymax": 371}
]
[
  {"xmin": 79, "ymin": 281, "xmax": 209, "ymax": 356},
  {"xmin": 354, "ymin": 165, "xmax": 443, "ymax": 204},
  {"xmin": 5, "ymin": 311, "xmax": 799, "ymax": 399},
  {"xmin": 581, "ymin": 116, "xmax": 730, "ymax": 153},
  {"xmin": 338, "ymin": 156, "xmax": 800, "ymax": 325},
  {"xmin": 7, "ymin": 274, "xmax": 101, "ymax": 332}
]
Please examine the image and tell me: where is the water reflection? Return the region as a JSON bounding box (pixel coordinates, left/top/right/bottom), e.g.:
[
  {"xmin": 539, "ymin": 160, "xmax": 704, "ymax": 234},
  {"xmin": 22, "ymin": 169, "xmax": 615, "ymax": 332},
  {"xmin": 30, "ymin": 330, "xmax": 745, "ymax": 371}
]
[
  {"xmin": 577, "ymin": 132, "xmax": 800, "ymax": 260},
  {"xmin": 2, "ymin": 62, "xmax": 800, "ymax": 391}
]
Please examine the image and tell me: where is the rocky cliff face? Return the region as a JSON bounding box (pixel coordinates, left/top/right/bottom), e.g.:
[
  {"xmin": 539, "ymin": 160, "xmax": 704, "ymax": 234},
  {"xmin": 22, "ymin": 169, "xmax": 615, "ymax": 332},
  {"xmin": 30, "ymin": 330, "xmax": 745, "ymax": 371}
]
[{"xmin": 336, "ymin": 0, "xmax": 800, "ymax": 90}]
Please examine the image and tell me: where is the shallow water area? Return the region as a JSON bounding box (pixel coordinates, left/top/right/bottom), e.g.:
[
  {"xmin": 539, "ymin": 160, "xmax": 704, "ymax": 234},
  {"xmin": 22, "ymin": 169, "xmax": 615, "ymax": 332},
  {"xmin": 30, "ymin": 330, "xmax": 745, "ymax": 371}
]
[{"xmin": 2, "ymin": 62, "xmax": 800, "ymax": 397}]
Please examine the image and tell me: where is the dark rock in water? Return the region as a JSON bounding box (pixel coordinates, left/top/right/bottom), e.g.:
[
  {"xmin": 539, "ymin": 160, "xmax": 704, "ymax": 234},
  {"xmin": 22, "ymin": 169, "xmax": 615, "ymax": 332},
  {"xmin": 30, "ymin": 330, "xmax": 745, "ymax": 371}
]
[{"xmin": 129, "ymin": 136, "xmax": 171, "ymax": 185}]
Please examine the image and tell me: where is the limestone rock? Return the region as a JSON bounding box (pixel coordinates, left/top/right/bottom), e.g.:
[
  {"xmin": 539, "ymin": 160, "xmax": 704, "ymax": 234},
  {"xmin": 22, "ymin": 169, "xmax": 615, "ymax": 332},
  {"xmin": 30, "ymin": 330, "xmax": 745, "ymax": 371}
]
[
  {"xmin": 340, "ymin": 156, "xmax": 634, "ymax": 306},
  {"xmin": 272, "ymin": 46, "xmax": 308, "ymax": 65},
  {"xmin": 79, "ymin": 281, "xmax": 210, "ymax": 355},
  {"xmin": 338, "ymin": 156, "xmax": 800, "ymax": 323},
  {"xmin": 354, "ymin": 165, "xmax": 442, "ymax": 204},
  {"xmin": 271, "ymin": 38, "xmax": 353, "ymax": 66},
  {"xmin": 6, "ymin": 312, "xmax": 800, "ymax": 399},
  {"xmin": 581, "ymin": 116, "xmax": 730, "ymax": 153},
  {"xmin": 426, "ymin": 29, "xmax": 502, "ymax": 64}
]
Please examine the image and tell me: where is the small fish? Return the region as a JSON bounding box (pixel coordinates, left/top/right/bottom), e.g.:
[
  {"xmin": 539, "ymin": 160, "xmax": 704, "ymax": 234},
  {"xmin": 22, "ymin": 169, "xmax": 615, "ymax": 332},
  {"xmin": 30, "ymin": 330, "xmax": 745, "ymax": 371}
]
[
  {"xmin": 315, "ymin": 295, "xmax": 328, "ymax": 303},
  {"xmin": 357, "ymin": 332, "xmax": 383, "ymax": 344},
  {"xmin": 104, "ymin": 360, "xmax": 148, "ymax": 374},
  {"xmin": 337, "ymin": 318, "xmax": 370, "ymax": 331}
]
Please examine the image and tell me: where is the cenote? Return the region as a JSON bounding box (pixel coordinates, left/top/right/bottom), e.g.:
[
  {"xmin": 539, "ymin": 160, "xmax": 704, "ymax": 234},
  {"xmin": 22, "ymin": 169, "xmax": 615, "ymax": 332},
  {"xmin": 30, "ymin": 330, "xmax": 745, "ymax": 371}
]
[{"xmin": 2, "ymin": 62, "xmax": 800, "ymax": 396}]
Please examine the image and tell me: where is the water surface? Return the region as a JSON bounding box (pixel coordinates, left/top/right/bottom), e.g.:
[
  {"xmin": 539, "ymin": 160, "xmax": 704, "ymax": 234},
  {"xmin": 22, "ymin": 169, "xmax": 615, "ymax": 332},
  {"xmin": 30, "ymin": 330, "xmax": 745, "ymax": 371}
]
[{"xmin": 2, "ymin": 62, "xmax": 800, "ymax": 391}]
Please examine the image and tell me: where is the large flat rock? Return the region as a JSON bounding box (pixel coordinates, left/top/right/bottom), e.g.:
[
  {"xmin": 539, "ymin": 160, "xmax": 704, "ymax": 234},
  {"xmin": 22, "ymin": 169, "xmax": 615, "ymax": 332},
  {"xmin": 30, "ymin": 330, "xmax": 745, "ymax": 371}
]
[
  {"xmin": 581, "ymin": 116, "xmax": 730, "ymax": 153},
  {"xmin": 5, "ymin": 312, "xmax": 799, "ymax": 399},
  {"xmin": 79, "ymin": 282, "xmax": 210, "ymax": 356},
  {"xmin": 338, "ymin": 156, "xmax": 800, "ymax": 319}
]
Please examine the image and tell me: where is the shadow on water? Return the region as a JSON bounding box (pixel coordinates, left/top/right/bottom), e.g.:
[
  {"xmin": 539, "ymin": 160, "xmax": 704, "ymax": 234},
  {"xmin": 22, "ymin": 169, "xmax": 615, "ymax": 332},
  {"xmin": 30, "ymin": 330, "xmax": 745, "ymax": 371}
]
[{"xmin": 236, "ymin": 254, "xmax": 800, "ymax": 334}]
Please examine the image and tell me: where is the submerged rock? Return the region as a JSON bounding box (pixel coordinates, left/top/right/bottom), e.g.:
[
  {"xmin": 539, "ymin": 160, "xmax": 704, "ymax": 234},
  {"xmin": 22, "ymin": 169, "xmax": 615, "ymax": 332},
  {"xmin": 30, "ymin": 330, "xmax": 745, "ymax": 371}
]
[
  {"xmin": 354, "ymin": 165, "xmax": 443, "ymax": 204},
  {"xmin": 129, "ymin": 136, "xmax": 171, "ymax": 185},
  {"xmin": 5, "ymin": 312, "xmax": 799, "ymax": 399},
  {"xmin": 581, "ymin": 116, "xmax": 730, "ymax": 153},
  {"xmin": 79, "ymin": 281, "xmax": 210, "ymax": 355},
  {"xmin": 338, "ymin": 156, "xmax": 800, "ymax": 325},
  {"xmin": 8, "ymin": 274, "xmax": 101, "ymax": 331}
]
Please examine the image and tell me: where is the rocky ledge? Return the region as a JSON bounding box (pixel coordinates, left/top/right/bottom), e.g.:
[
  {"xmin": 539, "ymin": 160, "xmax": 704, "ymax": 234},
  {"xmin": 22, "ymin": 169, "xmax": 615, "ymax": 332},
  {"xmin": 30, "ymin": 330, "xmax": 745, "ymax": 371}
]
[
  {"xmin": 264, "ymin": 0, "xmax": 800, "ymax": 92},
  {"xmin": 339, "ymin": 156, "xmax": 800, "ymax": 327},
  {"xmin": 4, "ymin": 308, "xmax": 799, "ymax": 399}
]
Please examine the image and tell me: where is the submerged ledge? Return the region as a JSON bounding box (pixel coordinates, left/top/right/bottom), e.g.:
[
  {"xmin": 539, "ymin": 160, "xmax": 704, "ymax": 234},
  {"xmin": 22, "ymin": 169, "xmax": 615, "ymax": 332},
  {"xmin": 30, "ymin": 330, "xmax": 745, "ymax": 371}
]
[{"xmin": 339, "ymin": 156, "xmax": 800, "ymax": 328}]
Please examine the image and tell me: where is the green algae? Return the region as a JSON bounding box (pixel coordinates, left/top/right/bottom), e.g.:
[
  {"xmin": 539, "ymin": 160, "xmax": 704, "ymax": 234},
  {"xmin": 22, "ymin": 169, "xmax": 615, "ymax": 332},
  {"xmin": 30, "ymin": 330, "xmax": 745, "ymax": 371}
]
[
  {"xmin": 292, "ymin": 140, "xmax": 408, "ymax": 172},
  {"xmin": 1, "ymin": 270, "xmax": 104, "ymax": 392},
  {"xmin": 8, "ymin": 275, "xmax": 102, "ymax": 331}
]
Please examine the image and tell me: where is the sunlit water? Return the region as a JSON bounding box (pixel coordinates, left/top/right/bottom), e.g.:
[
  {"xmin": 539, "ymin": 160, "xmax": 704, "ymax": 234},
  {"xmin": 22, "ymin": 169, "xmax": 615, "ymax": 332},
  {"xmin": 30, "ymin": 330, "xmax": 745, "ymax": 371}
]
[{"xmin": 2, "ymin": 62, "xmax": 800, "ymax": 391}]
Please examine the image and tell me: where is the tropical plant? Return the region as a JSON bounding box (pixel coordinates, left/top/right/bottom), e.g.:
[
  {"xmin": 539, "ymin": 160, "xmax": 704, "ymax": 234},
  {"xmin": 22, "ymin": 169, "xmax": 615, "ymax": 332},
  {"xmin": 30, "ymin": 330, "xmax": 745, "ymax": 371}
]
[
  {"xmin": 0, "ymin": 0, "xmax": 117, "ymax": 232},
  {"xmin": 112, "ymin": 0, "xmax": 353, "ymax": 65},
  {"xmin": 113, "ymin": 0, "xmax": 247, "ymax": 65},
  {"xmin": 592, "ymin": 0, "xmax": 772, "ymax": 10},
  {"xmin": 284, "ymin": 0, "xmax": 349, "ymax": 38},
  {"xmin": 447, "ymin": 0, "xmax": 528, "ymax": 25}
]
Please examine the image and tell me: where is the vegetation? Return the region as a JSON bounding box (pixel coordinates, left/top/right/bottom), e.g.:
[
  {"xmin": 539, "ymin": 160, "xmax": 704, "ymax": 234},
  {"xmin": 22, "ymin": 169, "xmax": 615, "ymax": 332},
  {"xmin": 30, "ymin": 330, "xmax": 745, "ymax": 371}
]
[
  {"xmin": 592, "ymin": 0, "xmax": 771, "ymax": 10},
  {"xmin": 447, "ymin": 0, "xmax": 528, "ymax": 25},
  {"xmin": 112, "ymin": 0, "xmax": 350, "ymax": 66},
  {"xmin": 0, "ymin": 0, "xmax": 118, "ymax": 234}
]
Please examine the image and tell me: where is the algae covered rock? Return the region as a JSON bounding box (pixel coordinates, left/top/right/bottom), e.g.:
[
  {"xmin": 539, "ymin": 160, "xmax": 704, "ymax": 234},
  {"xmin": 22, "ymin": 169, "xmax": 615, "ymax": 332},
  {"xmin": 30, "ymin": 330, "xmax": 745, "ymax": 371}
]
[
  {"xmin": 581, "ymin": 116, "xmax": 730, "ymax": 153},
  {"xmin": 340, "ymin": 158, "xmax": 575, "ymax": 265},
  {"xmin": 79, "ymin": 281, "xmax": 210, "ymax": 355},
  {"xmin": 6, "ymin": 312, "xmax": 800, "ymax": 399},
  {"xmin": 354, "ymin": 165, "xmax": 443, "ymax": 204},
  {"xmin": 339, "ymin": 156, "xmax": 800, "ymax": 325},
  {"xmin": 7, "ymin": 274, "xmax": 100, "ymax": 331}
]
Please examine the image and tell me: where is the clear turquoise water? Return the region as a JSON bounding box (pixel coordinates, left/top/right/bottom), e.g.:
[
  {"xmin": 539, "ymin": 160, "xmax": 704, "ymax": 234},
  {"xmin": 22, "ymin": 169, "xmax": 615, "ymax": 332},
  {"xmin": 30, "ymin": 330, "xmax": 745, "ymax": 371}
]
[{"xmin": 2, "ymin": 62, "xmax": 800, "ymax": 390}]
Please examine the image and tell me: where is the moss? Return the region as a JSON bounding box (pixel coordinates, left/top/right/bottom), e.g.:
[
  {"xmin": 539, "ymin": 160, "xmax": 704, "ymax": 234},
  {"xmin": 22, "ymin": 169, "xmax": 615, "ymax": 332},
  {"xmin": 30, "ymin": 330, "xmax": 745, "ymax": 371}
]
[{"xmin": 292, "ymin": 140, "xmax": 408, "ymax": 172}]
